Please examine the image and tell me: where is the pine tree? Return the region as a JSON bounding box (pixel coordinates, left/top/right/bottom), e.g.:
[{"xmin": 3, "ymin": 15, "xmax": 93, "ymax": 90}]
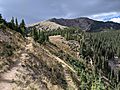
[
  {"xmin": 0, "ymin": 14, "xmax": 6, "ymax": 24},
  {"xmin": 11, "ymin": 17, "xmax": 14, "ymax": 25},
  {"xmin": 15, "ymin": 18, "xmax": 18, "ymax": 28},
  {"xmin": 10, "ymin": 17, "xmax": 15, "ymax": 30},
  {"xmin": 15, "ymin": 18, "xmax": 19, "ymax": 32},
  {"xmin": 20, "ymin": 19, "xmax": 26, "ymax": 28},
  {"xmin": 33, "ymin": 29, "xmax": 39, "ymax": 41},
  {"xmin": 38, "ymin": 31, "xmax": 45, "ymax": 44},
  {"xmin": 0, "ymin": 14, "xmax": 2, "ymax": 20},
  {"xmin": 19, "ymin": 19, "xmax": 26, "ymax": 36}
]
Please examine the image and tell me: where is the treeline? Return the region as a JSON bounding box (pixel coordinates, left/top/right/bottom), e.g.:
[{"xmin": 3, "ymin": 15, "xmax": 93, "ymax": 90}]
[
  {"xmin": 30, "ymin": 26, "xmax": 82, "ymax": 44},
  {"xmin": 0, "ymin": 14, "xmax": 26, "ymax": 36}
]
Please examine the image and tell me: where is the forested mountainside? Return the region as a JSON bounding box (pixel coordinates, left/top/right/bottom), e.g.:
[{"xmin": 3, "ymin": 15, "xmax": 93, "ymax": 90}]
[
  {"xmin": 49, "ymin": 17, "xmax": 120, "ymax": 32},
  {"xmin": 0, "ymin": 14, "xmax": 120, "ymax": 90}
]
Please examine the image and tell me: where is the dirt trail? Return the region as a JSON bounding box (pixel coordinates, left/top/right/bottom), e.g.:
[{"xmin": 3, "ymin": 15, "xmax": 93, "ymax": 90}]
[
  {"xmin": 52, "ymin": 55, "xmax": 75, "ymax": 72},
  {"xmin": 26, "ymin": 37, "xmax": 76, "ymax": 73},
  {"xmin": 0, "ymin": 60, "xmax": 21, "ymax": 90},
  {"xmin": 0, "ymin": 37, "xmax": 33, "ymax": 90},
  {"xmin": 42, "ymin": 47, "xmax": 76, "ymax": 73},
  {"xmin": 0, "ymin": 37, "xmax": 76, "ymax": 90}
]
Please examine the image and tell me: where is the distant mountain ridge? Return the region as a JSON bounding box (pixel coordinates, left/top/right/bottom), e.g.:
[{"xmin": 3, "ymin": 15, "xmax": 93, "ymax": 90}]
[
  {"xmin": 28, "ymin": 17, "xmax": 120, "ymax": 32},
  {"xmin": 49, "ymin": 17, "xmax": 120, "ymax": 32}
]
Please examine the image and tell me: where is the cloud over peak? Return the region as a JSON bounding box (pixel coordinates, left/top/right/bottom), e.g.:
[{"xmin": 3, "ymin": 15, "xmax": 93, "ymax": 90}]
[{"xmin": 110, "ymin": 18, "xmax": 120, "ymax": 23}]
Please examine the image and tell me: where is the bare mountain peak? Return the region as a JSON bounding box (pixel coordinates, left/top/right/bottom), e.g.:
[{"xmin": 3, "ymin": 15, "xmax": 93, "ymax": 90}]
[{"xmin": 49, "ymin": 17, "xmax": 120, "ymax": 31}]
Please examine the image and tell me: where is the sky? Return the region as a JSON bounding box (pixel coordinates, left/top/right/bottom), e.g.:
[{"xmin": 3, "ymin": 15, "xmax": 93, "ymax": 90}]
[{"xmin": 0, "ymin": 0, "xmax": 120, "ymax": 24}]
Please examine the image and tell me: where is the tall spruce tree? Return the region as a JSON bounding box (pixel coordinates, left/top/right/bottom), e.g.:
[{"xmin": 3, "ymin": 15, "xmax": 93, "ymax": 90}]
[
  {"xmin": 20, "ymin": 19, "xmax": 26, "ymax": 28},
  {"xmin": 0, "ymin": 14, "xmax": 6, "ymax": 29},
  {"xmin": 0, "ymin": 14, "xmax": 3, "ymax": 24},
  {"xmin": 15, "ymin": 18, "xmax": 19, "ymax": 32},
  {"xmin": 10, "ymin": 17, "xmax": 15, "ymax": 30},
  {"xmin": 38, "ymin": 31, "xmax": 45, "ymax": 44},
  {"xmin": 15, "ymin": 18, "xmax": 18, "ymax": 28},
  {"xmin": 19, "ymin": 19, "xmax": 26, "ymax": 36},
  {"xmin": 0, "ymin": 14, "xmax": 6, "ymax": 24},
  {"xmin": 0, "ymin": 14, "xmax": 2, "ymax": 20}
]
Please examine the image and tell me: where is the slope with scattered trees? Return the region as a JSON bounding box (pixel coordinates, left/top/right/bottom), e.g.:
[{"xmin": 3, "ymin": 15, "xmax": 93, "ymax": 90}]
[{"xmin": 0, "ymin": 13, "xmax": 120, "ymax": 90}]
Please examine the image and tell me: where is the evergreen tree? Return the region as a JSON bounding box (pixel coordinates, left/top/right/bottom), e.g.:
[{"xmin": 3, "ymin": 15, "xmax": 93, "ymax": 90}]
[
  {"xmin": 15, "ymin": 18, "xmax": 19, "ymax": 32},
  {"xmin": 10, "ymin": 17, "xmax": 15, "ymax": 30},
  {"xmin": 11, "ymin": 17, "xmax": 14, "ymax": 25},
  {"xmin": 19, "ymin": 19, "xmax": 26, "ymax": 36},
  {"xmin": 20, "ymin": 19, "xmax": 26, "ymax": 28},
  {"xmin": 33, "ymin": 28, "xmax": 39, "ymax": 41},
  {"xmin": 0, "ymin": 14, "xmax": 2, "ymax": 20},
  {"xmin": 15, "ymin": 18, "xmax": 18, "ymax": 28},
  {"xmin": 0, "ymin": 14, "xmax": 6, "ymax": 24},
  {"xmin": 38, "ymin": 31, "xmax": 45, "ymax": 44}
]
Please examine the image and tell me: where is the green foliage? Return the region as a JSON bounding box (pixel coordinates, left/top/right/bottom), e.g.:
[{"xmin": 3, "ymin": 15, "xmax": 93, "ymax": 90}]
[
  {"xmin": 0, "ymin": 43, "xmax": 14, "ymax": 57},
  {"xmin": 48, "ymin": 42, "xmax": 106, "ymax": 90},
  {"xmin": 0, "ymin": 23, "xmax": 6, "ymax": 30},
  {"xmin": 29, "ymin": 27, "xmax": 82, "ymax": 44},
  {"xmin": 0, "ymin": 14, "xmax": 7, "ymax": 25},
  {"xmin": 36, "ymin": 27, "xmax": 120, "ymax": 89},
  {"xmin": 0, "ymin": 14, "xmax": 27, "ymax": 37},
  {"xmin": 7, "ymin": 17, "xmax": 16, "ymax": 30},
  {"xmin": 0, "ymin": 14, "xmax": 2, "ymax": 19},
  {"xmin": 0, "ymin": 14, "xmax": 4, "ymax": 23},
  {"xmin": 70, "ymin": 30, "xmax": 120, "ymax": 89},
  {"xmin": 11, "ymin": 17, "xmax": 15, "ymax": 30},
  {"xmin": 20, "ymin": 19, "xmax": 25, "ymax": 28},
  {"xmin": 31, "ymin": 28, "xmax": 39, "ymax": 41},
  {"xmin": 19, "ymin": 19, "xmax": 26, "ymax": 36},
  {"xmin": 15, "ymin": 18, "xmax": 19, "ymax": 27},
  {"xmin": 37, "ymin": 31, "xmax": 46, "ymax": 43},
  {"xmin": 31, "ymin": 27, "xmax": 49, "ymax": 44},
  {"xmin": 15, "ymin": 18, "xmax": 19, "ymax": 31}
]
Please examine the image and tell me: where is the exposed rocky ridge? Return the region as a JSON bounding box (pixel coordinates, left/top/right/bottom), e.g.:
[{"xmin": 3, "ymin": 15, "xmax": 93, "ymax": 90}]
[{"xmin": 49, "ymin": 17, "xmax": 120, "ymax": 31}]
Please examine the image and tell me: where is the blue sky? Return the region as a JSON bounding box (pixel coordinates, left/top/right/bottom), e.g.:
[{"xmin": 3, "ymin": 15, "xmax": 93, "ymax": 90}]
[{"xmin": 0, "ymin": 0, "xmax": 120, "ymax": 24}]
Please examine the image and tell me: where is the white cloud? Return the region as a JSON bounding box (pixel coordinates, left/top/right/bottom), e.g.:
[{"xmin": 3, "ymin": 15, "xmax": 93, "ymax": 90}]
[
  {"xmin": 89, "ymin": 12, "xmax": 118, "ymax": 21},
  {"xmin": 88, "ymin": 12, "xmax": 120, "ymax": 23},
  {"xmin": 91, "ymin": 12, "xmax": 117, "ymax": 18},
  {"xmin": 110, "ymin": 18, "xmax": 120, "ymax": 23}
]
